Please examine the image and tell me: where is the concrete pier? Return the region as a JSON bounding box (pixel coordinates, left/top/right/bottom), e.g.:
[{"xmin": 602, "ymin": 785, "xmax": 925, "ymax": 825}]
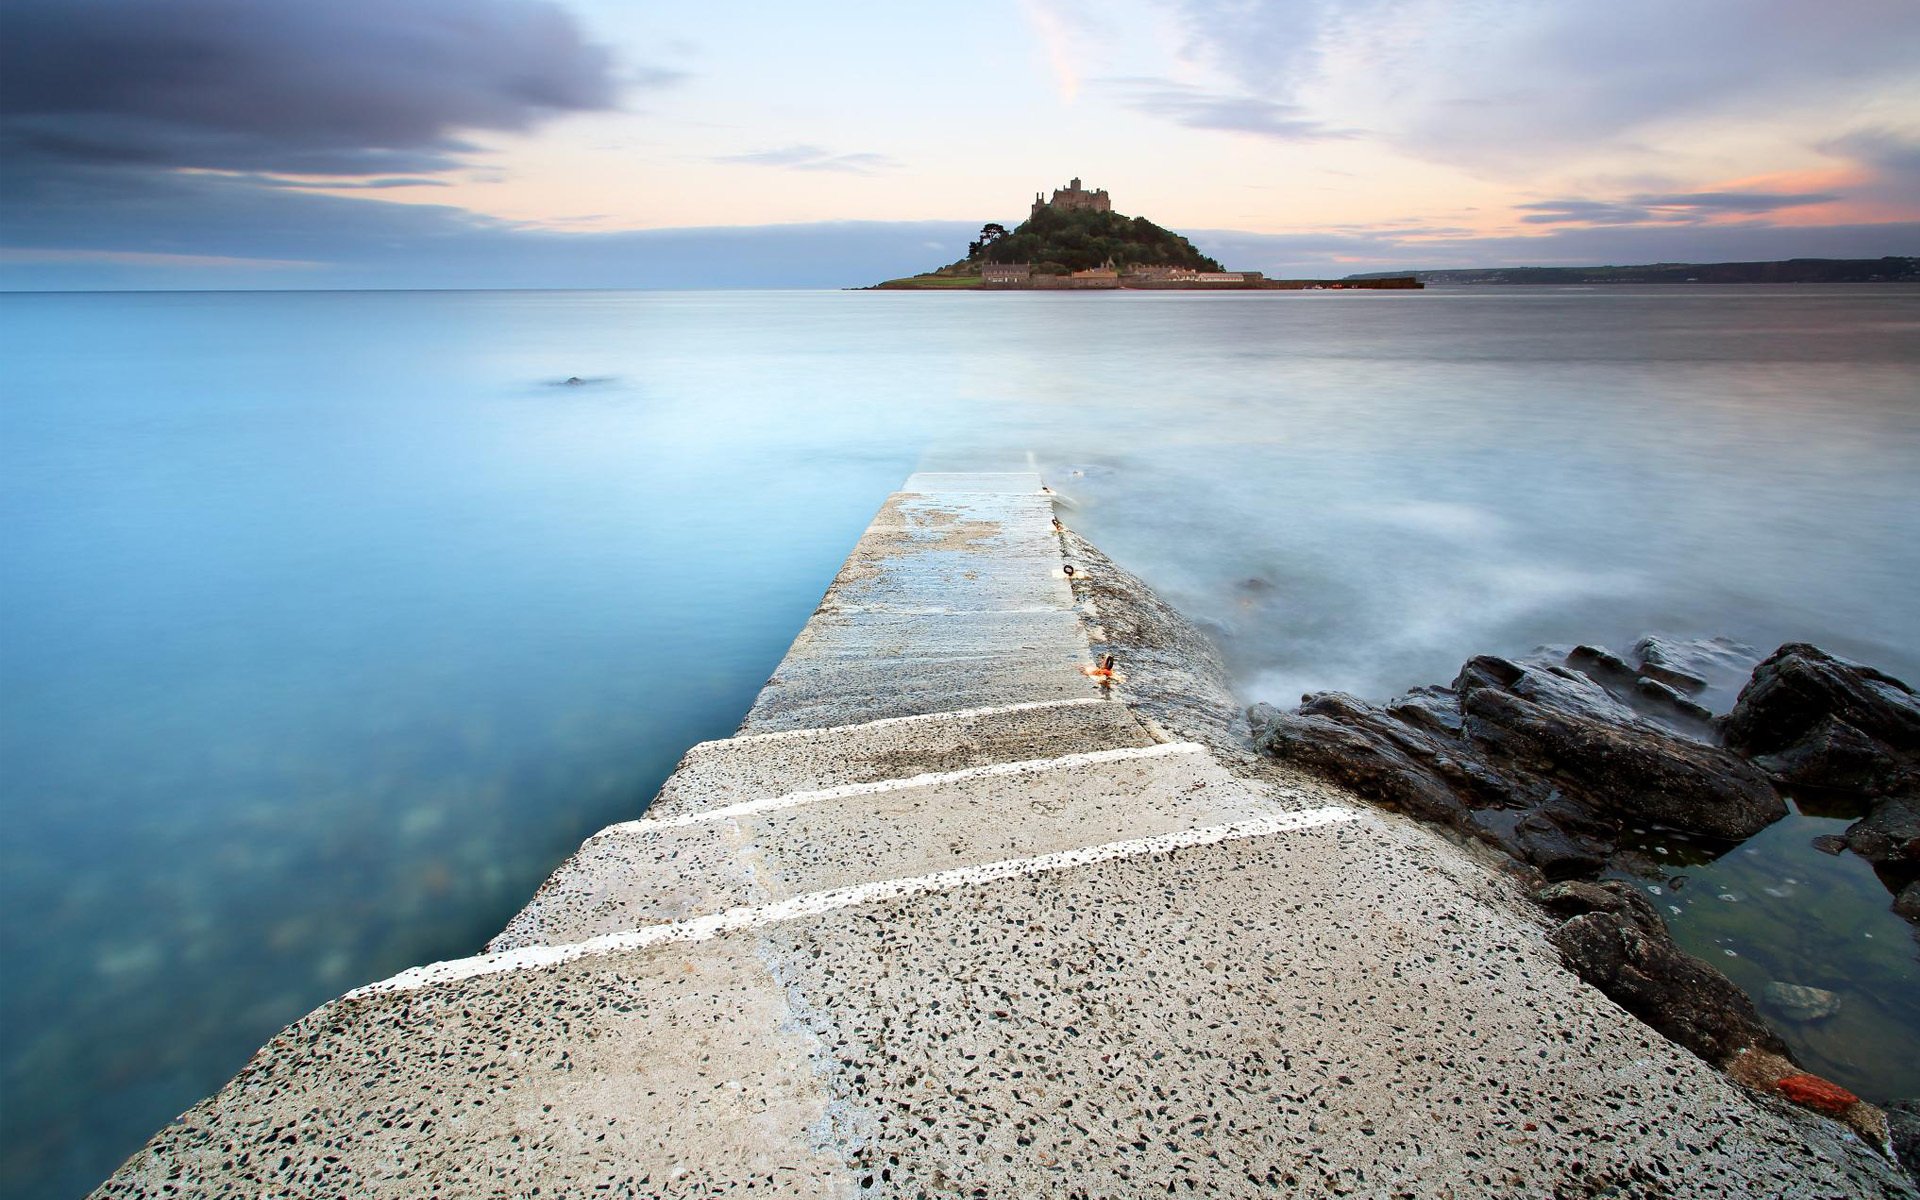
[{"xmin": 95, "ymin": 474, "xmax": 1910, "ymax": 1197}]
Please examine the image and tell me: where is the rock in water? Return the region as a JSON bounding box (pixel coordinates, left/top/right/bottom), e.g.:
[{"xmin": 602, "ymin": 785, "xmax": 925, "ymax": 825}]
[
  {"xmin": 1457, "ymin": 655, "xmax": 1783, "ymax": 841},
  {"xmin": 1251, "ymin": 645, "xmax": 1787, "ymax": 880},
  {"xmin": 1721, "ymin": 643, "xmax": 1920, "ymax": 796},
  {"xmin": 1763, "ymin": 981, "xmax": 1842, "ymax": 1022},
  {"xmin": 1538, "ymin": 880, "xmax": 1785, "ymax": 1064},
  {"xmin": 1844, "ymin": 793, "xmax": 1919, "ymax": 869},
  {"xmin": 1633, "ymin": 635, "xmax": 1761, "ymax": 700}
]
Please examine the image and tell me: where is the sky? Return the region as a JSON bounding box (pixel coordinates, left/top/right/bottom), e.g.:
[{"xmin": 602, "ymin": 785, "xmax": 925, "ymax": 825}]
[{"xmin": 2, "ymin": 0, "xmax": 1917, "ymax": 289}]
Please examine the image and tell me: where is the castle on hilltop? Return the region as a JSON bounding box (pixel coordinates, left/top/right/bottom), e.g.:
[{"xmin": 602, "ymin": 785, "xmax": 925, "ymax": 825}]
[{"xmin": 1033, "ymin": 177, "xmax": 1111, "ymax": 217}]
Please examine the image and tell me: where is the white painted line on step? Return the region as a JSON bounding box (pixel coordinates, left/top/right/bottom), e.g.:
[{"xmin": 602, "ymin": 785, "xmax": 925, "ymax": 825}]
[
  {"xmin": 707, "ymin": 697, "xmax": 1116, "ymax": 746},
  {"xmin": 632, "ymin": 743, "xmax": 1207, "ymax": 832},
  {"xmin": 352, "ymin": 806, "xmax": 1362, "ymax": 997}
]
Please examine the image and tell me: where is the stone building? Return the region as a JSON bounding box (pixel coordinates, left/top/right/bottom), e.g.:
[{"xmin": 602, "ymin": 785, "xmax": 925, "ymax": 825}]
[
  {"xmin": 1032, "ymin": 177, "xmax": 1111, "ymax": 217},
  {"xmin": 981, "ymin": 263, "xmax": 1032, "ymax": 286}
]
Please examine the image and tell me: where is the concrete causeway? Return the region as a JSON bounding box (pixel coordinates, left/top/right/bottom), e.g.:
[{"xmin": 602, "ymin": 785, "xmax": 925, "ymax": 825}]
[{"xmin": 95, "ymin": 473, "xmax": 1912, "ymax": 1198}]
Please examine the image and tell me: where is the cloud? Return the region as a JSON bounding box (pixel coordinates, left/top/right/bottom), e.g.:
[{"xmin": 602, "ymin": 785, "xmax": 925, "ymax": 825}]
[
  {"xmin": 1517, "ymin": 191, "xmax": 1843, "ymax": 226},
  {"xmin": 0, "ymin": 165, "xmax": 977, "ymax": 289},
  {"xmin": 1105, "ymin": 78, "xmax": 1350, "ymax": 141},
  {"xmin": 709, "ymin": 145, "xmax": 901, "ymax": 174},
  {"xmin": 0, "ymin": 0, "xmax": 628, "ymax": 177},
  {"xmin": 1155, "ymin": 0, "xmax": 1920, "ymax": 171},
  {"xmin": 1824, "ymin": 128, "xmax": 1920, "ymax": 180},
  {"xmin": 2, "ymin": 153, "xmax": 1910, "ymax": 291}
]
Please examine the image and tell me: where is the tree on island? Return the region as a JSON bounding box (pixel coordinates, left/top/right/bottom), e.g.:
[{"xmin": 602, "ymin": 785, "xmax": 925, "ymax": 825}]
[{"xmin": 966, "ymin": 223, "xmax": 1009, "ymax": 259}]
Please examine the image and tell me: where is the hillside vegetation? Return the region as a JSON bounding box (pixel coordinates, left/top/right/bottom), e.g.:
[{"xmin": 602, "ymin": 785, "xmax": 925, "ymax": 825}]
[{"xmin": 966, "ymin": 206, "xmax": 1222, "ymax": 274}]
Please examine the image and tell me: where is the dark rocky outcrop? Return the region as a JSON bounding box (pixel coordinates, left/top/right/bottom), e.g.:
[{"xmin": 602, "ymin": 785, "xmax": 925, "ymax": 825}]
[
  {"xmin": 1250, "ymin": 646, "xmax": 1783, "ymax": 880},
  {"xmin": 1254, "ymin": 638, "xmax": 1920, "ymax": 921},
  {"xmin": 1537, "ymin": 880, "xmax": 1785, "ymax": 1064},
  {"xmin": 1721, "ymin": 645, "xmax": 1919, "ymax": 892},
  {"xmin": 1722, "ymin": 644, "xmax": 1920, "ymax": 796}
]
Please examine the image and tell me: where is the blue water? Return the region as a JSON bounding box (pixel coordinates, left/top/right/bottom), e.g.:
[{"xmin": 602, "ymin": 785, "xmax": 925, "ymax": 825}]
[{"xmin": 3, "ymin": 287, "xmax": 1918, "ymax": 1198}]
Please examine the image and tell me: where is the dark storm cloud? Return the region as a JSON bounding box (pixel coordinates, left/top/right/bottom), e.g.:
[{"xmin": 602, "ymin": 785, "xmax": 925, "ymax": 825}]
[
  {"xmin": 1105, "ymin": 78, "xmax": 1347, "ymax": 141},
  {"xmin": 0, "ymin": 0, "xmax": 626, "ymax": 176},
  {"xmin": 1518, "ymin": 191, "xmax": 1842, "ymax": 226},
  {"xmin": 710, "ymin": 146, "xmax": 902, "ymax": 173}
]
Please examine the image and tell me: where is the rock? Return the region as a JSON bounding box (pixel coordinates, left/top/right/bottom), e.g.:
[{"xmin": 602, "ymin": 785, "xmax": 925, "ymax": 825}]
[
  {"xmin": 1776, "ymin": 1073, "xmax": 1862, "ymax": 1116},
  {"xmin": 1458, "ymin": 656, "xmax": 1784, "ymax": 841},
  {"xmin": 563, "ymin": 376, "xmax": 584, "ymax": 385},
  {"xmin": 1632, "ymin": 636, "xmax": 1735, "ymax": 695},
  {"xmin": 1811, "ymin": 834, "xmax": 1849, "ymax": 856},
  {"xmin": 1895, "ymin": 881, "xmax": 1920, "ymax": 922},
  {"xmin": 1885, "ymin": 1099, "xmax": 1920, "ymax": 1178},
  {"xmin": 1248, "ymin": 692, "xmax": 1512, "ymax": 828},
  {"xmin": 1763, "ymin": 981, "xmax": 1842, "ymax": 1022},
  {"xmin": 1725, "ymin": 1050, "xmax": 1891, "ymax": 1147},
  {"xmin": 1722, "ymin": 644, "xmax": 1920, "ymax": 797},
  {"xmin": 1541, "ymin": 880, "xmax": 1785, "ymax": 1064},
  {"xmin": 1251, "ymin": 646, "xmax": 1788, "ymax": 879},
  {"xmin": 1845, "ymin": 793, "xmax": 1919, "ymax": 868},
  {"xmin": 1566, "ymin": 644, "xmax": 1642, "ymax": 690},
  {"xmin": 1632, "ymin": 676, "xmax": 1715, "ymax": 724}
]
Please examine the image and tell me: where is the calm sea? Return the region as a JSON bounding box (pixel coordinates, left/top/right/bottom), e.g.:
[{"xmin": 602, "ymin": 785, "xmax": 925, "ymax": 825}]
[{"xmin": 3, "ymin": 286, "xmax": 1918, "ymax": 1198}]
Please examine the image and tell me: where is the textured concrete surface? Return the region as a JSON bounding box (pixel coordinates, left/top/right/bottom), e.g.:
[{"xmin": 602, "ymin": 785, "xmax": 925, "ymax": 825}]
[
  {"xmin": 492, "ymin": 742, "xmax": 1320, "ymax": 952},
  {"xmin": 742, "ymin": 476, "xmax": 1098, "ymax": 733},
  {"xmin": 94, "ymin": 472, "xmax": 1915, "ymax": 1198},
  {"xmin": 648, "ymin": 699, "xmax": 1154, "ymax": 820}
]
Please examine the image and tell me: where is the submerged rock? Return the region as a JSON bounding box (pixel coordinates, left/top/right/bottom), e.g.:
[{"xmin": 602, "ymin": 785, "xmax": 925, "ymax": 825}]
[
  {"xmin": 1538, "ymin": 880, "xmax": 1785, "ymax": 1064},
  {"xmin": 1763, "ymin": 981, "xmax": 1843, "ymax": 1022}
]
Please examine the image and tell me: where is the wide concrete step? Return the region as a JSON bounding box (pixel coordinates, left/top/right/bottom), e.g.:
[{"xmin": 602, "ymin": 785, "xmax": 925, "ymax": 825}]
[
  {"xmin": 743, "ymin": 607, "xmax": 1099, "ymax": 731},
  {"xmin": 649, "ymin": 698, "xmax": 1155, "ymax": 820},
  {"xmin": 491, "ymin": 742, "xmax": 1279, "ymax": 951}
]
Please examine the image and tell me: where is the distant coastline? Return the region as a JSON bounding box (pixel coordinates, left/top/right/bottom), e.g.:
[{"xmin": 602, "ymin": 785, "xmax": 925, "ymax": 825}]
[
  {"xmin": 1344, "ymin": 256, "xmax": 1919, "ymax": 285},
  {"xmin": 863, "ymin": 273, "xmax": 1422, "ymax": 292}
]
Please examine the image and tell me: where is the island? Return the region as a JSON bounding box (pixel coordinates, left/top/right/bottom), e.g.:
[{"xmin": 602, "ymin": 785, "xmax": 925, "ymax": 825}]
[{"xmin": 870, "ymin": 178, "xmax": 1421, "ymax": 290}]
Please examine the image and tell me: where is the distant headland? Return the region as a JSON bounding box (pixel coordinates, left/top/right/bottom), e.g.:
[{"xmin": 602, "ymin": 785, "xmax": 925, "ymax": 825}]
[
  {"xmin": 1345, "ymin": 257, "xmax": 1920, "ymax": 285},
  {"xmin": 868, "ymin": 178, "xmax": 1421, "ymax": 291}
]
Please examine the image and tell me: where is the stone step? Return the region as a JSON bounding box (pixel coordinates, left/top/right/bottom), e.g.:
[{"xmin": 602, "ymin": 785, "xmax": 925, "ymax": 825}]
[
  {"xmin": 650, "ymin": 698, "xmax": 1155, "ymax": 820},
  {"xmin": 743, "ymin": 606, "xmax": 1099, "ymax": 733},
  {"xmin": 491, "ymin": 741, "xmax": 1280, "ymax": 951}
]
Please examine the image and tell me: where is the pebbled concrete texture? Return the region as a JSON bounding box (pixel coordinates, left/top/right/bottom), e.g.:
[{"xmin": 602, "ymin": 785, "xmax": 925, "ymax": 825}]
[
  {"xmin": 490, "ymin": 742, "xmax": 1299, "ymax": 952},
  {"xmin": 647, "ymin": 699, "xmax": 1155, "ymax": 821},
  {"xmin": 92, "ymin": 473, "xmax": 1917, "ymax": 1198},
  {"xmin": 743, "ymin": 477, "xmax": 1099, "ymax": 734}
]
